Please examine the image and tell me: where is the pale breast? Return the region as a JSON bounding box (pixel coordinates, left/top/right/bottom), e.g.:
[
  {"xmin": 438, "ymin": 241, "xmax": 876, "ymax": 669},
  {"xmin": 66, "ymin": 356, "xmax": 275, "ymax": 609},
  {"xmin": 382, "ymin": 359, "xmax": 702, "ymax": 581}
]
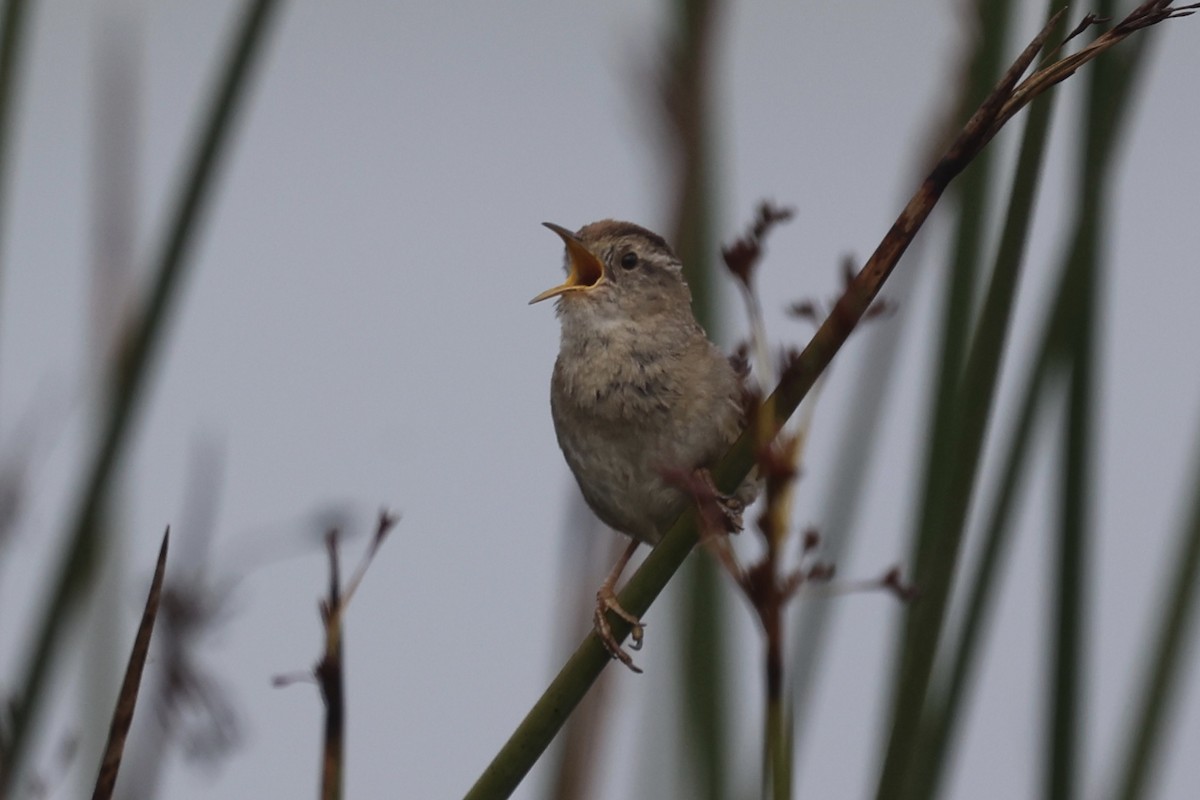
[{"xmin": 550, "ymin": 335, "xmax": 743, "ymax": 544}]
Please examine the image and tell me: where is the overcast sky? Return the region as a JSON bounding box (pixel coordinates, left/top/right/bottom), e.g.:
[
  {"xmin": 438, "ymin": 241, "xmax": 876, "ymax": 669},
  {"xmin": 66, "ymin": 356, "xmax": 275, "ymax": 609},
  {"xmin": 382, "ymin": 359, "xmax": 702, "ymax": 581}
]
[{"xmin": 0, "ymin": 1, "xmax": 1197, "ymax": 798}]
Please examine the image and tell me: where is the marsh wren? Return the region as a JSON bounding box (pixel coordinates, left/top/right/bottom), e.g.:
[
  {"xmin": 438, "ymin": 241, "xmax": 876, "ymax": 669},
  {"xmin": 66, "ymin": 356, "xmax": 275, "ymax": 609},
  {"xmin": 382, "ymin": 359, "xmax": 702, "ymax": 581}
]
[{"xmin": 531, "ymin": 220, "xmax": 748, "ymax": 671}]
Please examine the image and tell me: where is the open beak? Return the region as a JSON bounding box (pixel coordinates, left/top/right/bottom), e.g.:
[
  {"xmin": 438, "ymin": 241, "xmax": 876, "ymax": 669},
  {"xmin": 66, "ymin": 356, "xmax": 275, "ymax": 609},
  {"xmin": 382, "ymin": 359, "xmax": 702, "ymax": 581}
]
[{"xmin": 529, "ymin": 222, "xmax": 606, "ymax": 304}]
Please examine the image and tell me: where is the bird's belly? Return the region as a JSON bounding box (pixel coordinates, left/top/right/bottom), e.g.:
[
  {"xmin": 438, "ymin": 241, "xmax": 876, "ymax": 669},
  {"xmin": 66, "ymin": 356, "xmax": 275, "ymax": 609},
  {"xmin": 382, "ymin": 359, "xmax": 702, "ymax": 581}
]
[
  {"xmin": 554, "ymin": 423, "xmax": 687, "ymax": 545},
  {"xmin": 548, "ymin": 342, "xmax": 743, "ymax": 545}
]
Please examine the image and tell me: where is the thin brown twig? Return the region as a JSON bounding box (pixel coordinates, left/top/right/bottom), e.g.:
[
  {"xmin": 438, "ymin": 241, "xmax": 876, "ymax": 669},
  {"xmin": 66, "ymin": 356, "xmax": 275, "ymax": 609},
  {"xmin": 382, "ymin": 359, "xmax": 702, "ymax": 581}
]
[
  {"xmin": 283, "ymin": 509, "xmax": 395, "ymax": 800},
  {"xmin": 341, "ymin": 510, "xmax": 399, "ymax": 609},
  {"xmin": 91, "ymin": 529, "xmax": 170, "ymax": 800},
  {"xmin": 317, "ymin": 532, "xmax": 344, "ymax": 800},
  {"xmin": 992, "ymin": 1, "xmax": 1199, "ymax": 139},
  {"xmin": 763, "ymin": 11, "xmax": 1064, "ymax": 427}
]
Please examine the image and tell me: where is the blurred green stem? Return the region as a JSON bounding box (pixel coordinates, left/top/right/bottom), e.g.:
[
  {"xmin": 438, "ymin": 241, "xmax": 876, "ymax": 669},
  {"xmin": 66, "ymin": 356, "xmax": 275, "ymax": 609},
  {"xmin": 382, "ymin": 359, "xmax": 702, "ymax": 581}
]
[
  {"xmin": 908, "ymin": 0, "xmax": 1010, "ymax": 573},
  {"xmin": 1110, "ymin": 411, "xmax": 1200, "ymax": 800},
  {"xmin": 0, "ymin": 0, "xmax": 284, "ymax": 791},
  {"xmin": 904, "ymin": 2, "xmax": 1073, "ymax": 796},
  {"xmin": 1043, "ymin": 0, "xmax": 1149, "ymax": 791},
  {"xmin": 0, "ymin": 0, "xmax": 33, "ymax": 364},
  {"xmin": 763, "ymin": 620, "xmax": 792, "ymax": 800},
  {"xmin": 1047, "ymin": 221, "xmax": 1094, "ymax": 800},
  {"xmin": 876, "ymin": 1, "xmax": 1015, "ymax": 794},
  {"xmin": 661, "ymin": 0, "xmax": 730, "ymax": 797}
]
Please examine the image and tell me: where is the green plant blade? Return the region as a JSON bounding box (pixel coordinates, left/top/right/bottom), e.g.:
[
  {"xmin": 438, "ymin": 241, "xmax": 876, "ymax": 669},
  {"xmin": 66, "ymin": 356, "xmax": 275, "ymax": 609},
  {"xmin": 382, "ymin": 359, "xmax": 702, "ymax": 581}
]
[
  {"xmin": 658, "ymin": 0, "xmax": 731, "ymax": 796},
  {"xmin": 0, "ymin": 0, "xmax": 34, "ymax": 364},
  {"xmin": 874, "ymin": 1, "xmax": 1017, "ymax": 795},
  {"xmin": 1109, "ymin": 411, "xmax": 1200, "ymax": 800},
  {"xmin": 0, "ymin": 0, "xmax": 285, "ymax": 791},
  {"xmin": 902, "ymin": 5, "xmax": 1073, "ymax": 797}
]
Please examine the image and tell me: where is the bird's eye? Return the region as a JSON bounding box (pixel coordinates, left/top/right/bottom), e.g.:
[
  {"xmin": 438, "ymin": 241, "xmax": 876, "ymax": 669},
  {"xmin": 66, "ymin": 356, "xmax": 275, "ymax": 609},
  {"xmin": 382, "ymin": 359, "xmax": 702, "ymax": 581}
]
[{"xmin": 619, "ymin": 251, "xmax": 639, "ymax": 270}]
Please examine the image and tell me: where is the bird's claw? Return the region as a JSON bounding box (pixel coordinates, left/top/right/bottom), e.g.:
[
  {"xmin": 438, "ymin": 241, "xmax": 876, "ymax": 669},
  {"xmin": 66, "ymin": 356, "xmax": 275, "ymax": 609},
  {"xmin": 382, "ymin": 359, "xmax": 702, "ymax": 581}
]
[
  {"xmin": 697, "ymin": 468, "xmax": 745, "ymax": 533},
  {"xmin": 594, "ymin": 585, "xmax": 645, "ymax": 673},
  {"xmin": 715, "ymin": 493, "xmax": 745, "ymax": 533}
]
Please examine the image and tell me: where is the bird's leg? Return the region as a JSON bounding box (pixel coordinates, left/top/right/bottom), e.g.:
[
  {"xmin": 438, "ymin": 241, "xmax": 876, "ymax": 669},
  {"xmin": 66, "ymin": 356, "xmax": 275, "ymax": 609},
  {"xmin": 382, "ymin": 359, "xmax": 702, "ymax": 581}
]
[
  {"xmin": 594, "ymin": 538, "xmax": 645, "ymax": 673},
  {"xmin": 682, "ymin": 468, "xmax": 748, "ymax": 582}
]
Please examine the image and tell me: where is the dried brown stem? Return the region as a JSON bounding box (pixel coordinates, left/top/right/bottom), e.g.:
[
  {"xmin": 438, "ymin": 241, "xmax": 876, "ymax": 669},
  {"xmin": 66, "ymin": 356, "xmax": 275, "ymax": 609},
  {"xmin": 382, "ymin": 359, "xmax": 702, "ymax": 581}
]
[
  {"xmin": 317, "ymin": 533, "xmax": 344, "ymax": 800},
  {"xmin": 992, "ymin": 2, "xmax": 1199, "ymax": 139},
  {"xmin": 277, "ymin": 510, "xmax": 395, "ymax": 800},
  {"xmin": 91, "ymin": 529, "xmax": 170, "ymax": 800}
]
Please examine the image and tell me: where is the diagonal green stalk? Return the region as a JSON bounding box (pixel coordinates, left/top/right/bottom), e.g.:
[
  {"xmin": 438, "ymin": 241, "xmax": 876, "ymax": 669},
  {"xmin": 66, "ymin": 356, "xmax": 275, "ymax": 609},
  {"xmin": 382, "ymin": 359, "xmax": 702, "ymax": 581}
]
[
  {"xmin": 875, "ymin": 3, "xmax": 1017, "ymax": 795},
  {"xmin": 464, "ymin": 150, "xmax": 946, "ymax": 800},
  {"xmin": 1095, "ymin": 28, "xmax": 1200, "ymax": 776},
  {"xmin": 0, "ymin": 0, "xmax": 34, "ymax": 372},
  {"xmin": 1047, "ymin": 204, "xmax": 1095, "ymax": 800},
  {"xmin": 902, "ymin": 3, "xmax": 1074, "ymax": 796},
  {"xmin": 916, "ymin": 273, "xmax": 1065, "ymax": 800},
  {"xmin": 1109, "ymin": 411, "xmax": 1200, "ymax": 800},
  {"xmin": 788, "ymin": 18, "xmax": 978, "ymax": 756},
  {"xmin": 0, "ymin": 0, "xmax": 284, "ymax": 791},
  {"xmin": 463, "ymin": 267, "xmax": 879, "ymax": 800},
  {"xmin": 871, "ymin": 2, "xmax": 1189, "ymax": 795},
  {"xmin": 676, "ymin": 555, "xmax": 730, "ymax": 800},
  {"xmin": 901, "ymin": 8, "xmax": 1160, "ymax": 799},
  {"xmin": 539, "ymin": 512, "xmax": 615, "ymax": 800},
  {"xmin": 1043, "ymin": 2, "xmax": 1156, "ymax": 792},
  {"xmin": 907, "ymin": 0, "xmax": 1011, "ymax": 577}
]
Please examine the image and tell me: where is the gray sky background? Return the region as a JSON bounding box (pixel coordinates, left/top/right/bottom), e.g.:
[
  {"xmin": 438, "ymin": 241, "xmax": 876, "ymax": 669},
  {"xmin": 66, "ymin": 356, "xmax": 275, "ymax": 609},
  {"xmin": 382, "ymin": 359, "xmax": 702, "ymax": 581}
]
[{"xmin": 0, "ymin": 1, "xmax": 1197, "ymax": 798}]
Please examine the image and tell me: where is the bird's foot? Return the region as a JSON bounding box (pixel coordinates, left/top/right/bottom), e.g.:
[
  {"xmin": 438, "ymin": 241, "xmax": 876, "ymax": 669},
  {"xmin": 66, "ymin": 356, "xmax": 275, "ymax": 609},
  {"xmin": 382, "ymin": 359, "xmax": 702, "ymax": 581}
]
[
  {"xmin": 696, "ymin": 468, "xmax": 745, "ymax": 534},
  {"xmin": 594, "ymin": 585, "xmax": 645, "ymax": 674}
]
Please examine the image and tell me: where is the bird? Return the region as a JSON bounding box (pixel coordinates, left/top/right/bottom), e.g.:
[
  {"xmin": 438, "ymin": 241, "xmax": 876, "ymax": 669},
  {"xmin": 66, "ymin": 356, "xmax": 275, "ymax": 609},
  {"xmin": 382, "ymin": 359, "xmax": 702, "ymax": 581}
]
[{"xmin": 530, "ymin": 219, "xmax": 750, "ymax": 671}]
